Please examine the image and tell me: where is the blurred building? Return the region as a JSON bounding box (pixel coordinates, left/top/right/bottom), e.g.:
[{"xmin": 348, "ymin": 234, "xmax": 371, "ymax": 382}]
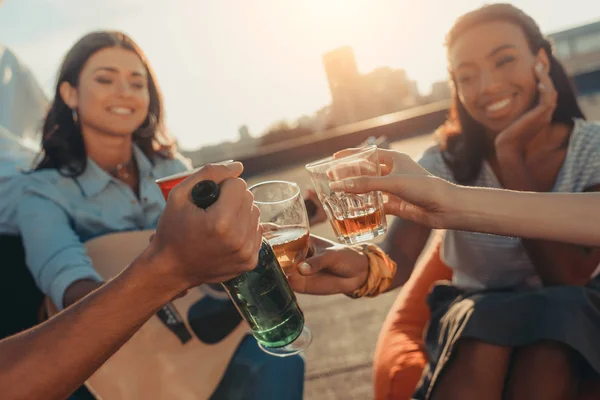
[
  {"xmin": 238, "ymin": 125, "xmax": 252, "ymax": 142},
  {"xmin": 182, "ymin": 127, "xmax": 260, "ymax": 167},
  {"xmin": 361, "ymin": 67, "xmax": 420, "ymax": 115},
  {"xmin": 322, "ymin": 46, "xmax": 361, "ymax": 126},
  {"xmin": 428, "ymin": 80, "xmax": 452, "ymax": 103},
  {"xmin": 550, "ymin": 20, "xmax": 600, "ymax": 119},
  {"xmin": 322, "ymin": 46, "xmax": 419, "ymax": 126}
]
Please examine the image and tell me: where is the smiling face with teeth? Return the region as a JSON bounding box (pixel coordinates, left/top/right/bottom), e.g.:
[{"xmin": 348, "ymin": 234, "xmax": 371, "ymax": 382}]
[
  {"xmin": 60, "ymin": 47, "xmax": 150, "ymax": 139},
  {"xmin": 448, "ymin": 21, "xmax": 547, "ymax": 135}
]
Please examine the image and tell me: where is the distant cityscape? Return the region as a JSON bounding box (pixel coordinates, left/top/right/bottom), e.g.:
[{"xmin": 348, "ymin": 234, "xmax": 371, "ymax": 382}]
[
  {"xmin": 183, "ymin": 44, "xmax": 452, "ymax": 165},
  {"xmin": 183, "ymin": 19, "xmax": 600, "ymax": 166}
]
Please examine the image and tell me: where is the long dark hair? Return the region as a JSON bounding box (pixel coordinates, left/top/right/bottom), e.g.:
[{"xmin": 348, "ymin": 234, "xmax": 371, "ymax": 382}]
[
  {"xmin": 36, "ymin": 31, "xmax": 177, "ymax": 176},
  {"xmin": 437, "ymin": 3, "xmax": 585, "ymax": 184}
]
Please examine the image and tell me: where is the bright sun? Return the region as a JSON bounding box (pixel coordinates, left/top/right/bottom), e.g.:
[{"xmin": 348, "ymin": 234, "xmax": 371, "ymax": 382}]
[
  {"xmin": 302, "ymin": 0, "xmax": 367, "ymax": 20},
  {"xmin": 294, "ymin": 0, "xmax": 372, "ymax": 53}
]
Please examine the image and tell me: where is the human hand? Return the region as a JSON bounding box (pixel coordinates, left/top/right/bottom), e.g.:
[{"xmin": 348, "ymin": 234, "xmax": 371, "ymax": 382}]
[
  {"xmin": 287, "ymin": 235, "xmax": 369, "ymax": 295},
  {"xmin": 148, "ymin": 162, "xmax": 263, "ymax": 289},
  {"xmin": 329, "ymin": 149, "xmax": 455, "ymax": 228}
]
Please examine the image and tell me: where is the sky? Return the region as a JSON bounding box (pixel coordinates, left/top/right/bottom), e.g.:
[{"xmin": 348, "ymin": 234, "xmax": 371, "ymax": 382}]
[{"xmin": 1, "ymin": 0, "xmax": 599, "ymax": 150}]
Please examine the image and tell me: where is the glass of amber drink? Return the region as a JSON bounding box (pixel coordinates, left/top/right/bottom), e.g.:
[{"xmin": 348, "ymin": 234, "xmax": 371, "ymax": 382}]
[
  {"xmin": 305, "ymin": 145, "xmax": 387, "ymax": 244},
  {"xmin": 249, "ymin": 181, "xmax": 311, "ymax": 277}
]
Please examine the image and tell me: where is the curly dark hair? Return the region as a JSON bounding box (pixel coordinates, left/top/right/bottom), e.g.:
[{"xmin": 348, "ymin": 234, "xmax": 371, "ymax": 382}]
[
  {"xmin": 36, "ymin": 31, "xmax": 177, "ymax": 176},
  {"xmin": 437, "ymin": 3, "xmax": 585, "ymax": 184}
]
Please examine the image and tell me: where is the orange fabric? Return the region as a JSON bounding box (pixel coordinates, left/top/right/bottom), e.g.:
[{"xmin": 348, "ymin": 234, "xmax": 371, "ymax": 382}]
[
  {"xmin": 350, "ymin": 244, "xmax": 397, "ymax": 298},
  {"xmin": 373, "ymin": 239, "xmax": 451, "ymax": 400},
  {"xmin": 372, "ymin": 239, "xmax": 600, "ymax": 400}
]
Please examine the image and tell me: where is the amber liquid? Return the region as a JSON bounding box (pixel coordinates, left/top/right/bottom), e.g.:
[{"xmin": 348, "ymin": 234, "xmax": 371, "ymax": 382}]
[
  {"xmin": 263, "ymin": 226, "xmax": 310, "ymax": 276},
  {"xmin": 331, "ymin": 208, "xmax": 384, "ymax": 237}
]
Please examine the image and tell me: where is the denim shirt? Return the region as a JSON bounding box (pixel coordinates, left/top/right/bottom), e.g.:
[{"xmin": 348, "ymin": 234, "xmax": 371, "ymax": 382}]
[{"xmin": 17, "ymin": 145, "xmax": 191, "ymax": 309}]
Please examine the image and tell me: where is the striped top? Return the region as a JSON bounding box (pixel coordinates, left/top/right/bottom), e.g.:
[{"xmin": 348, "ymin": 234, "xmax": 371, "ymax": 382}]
[{"xmin": 418, "ymin": 119, "xmax": 600, "ymax": 290}]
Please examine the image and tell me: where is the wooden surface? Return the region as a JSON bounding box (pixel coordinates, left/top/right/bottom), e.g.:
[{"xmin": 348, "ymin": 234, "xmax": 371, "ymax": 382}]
[{"xmin": 247, "ymin": 135, "xmax": 434, "ymax": 399}]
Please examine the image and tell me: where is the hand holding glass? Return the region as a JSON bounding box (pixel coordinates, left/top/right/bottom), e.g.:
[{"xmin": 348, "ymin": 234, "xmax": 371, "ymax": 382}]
[
  {"xmin": 249, "ymin": 181, "xmax": 311, "ymax": 277},
  {"xmin": 305, "ymin": 145, "xmax": 387, "ymax": 244}
]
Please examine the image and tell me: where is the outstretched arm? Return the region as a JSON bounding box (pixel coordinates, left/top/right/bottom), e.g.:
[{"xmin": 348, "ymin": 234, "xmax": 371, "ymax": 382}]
[{"xmin": 0, "ymin": 162, "xmax": 263, "ymax": 400}]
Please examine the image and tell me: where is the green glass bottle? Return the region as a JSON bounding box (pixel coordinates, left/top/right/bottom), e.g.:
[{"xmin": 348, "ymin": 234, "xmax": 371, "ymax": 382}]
[
  {"xmin": 191, "ymin": 180, "xmax": 311, "ymax": 355},
  {"xmin": 222, "ymin": 238, "xmax": 305, "ymax": 348}
]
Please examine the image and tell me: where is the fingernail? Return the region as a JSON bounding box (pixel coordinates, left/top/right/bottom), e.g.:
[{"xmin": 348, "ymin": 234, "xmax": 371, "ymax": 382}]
[
  {"xmin": 226, "ymin": 161, "xmax": 242, "ymax": 169},
  {"xmin": 330, "ymin": 181, "xmax": 344, "ymax": 191},
  {"xmin": 538, "ymin": 82, "xmax": 545, "ymax": 91},
  {"xmin": 299, "ymin": 262, "xmax": 311, "ymax": 274},
  {"xmin": 333, "ymin": 179, "xmax": 355, "ymax": 190}
]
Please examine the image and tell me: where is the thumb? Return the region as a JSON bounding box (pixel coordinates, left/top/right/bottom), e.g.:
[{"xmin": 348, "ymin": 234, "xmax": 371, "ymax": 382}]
[
  {"xmin": 330, "ymin": 175, "xmax": 398, "ymax": 195},
  {"xmin": 178, "ymin": 162, "xmax": 244, "ymax": 192},
  {"xmin": 298, "ymin": 252, "xmax": 334, "ymax": 276}
]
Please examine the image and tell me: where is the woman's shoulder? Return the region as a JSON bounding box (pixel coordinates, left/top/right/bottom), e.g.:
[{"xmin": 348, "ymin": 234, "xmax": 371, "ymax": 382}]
[
  {"xmin": 417, "ymin": 144, "xmax": 456, "ymax": 182},
  {"xmin": 573, "ymin": 118, "xmax": 600, "ymax": 137},
  {"xmin": 554, "ymin": 119, "xmax": 600, "ymax": 192},
  {"xmin": 420, "ymin": 144, "xmax": 443, "ymax": 160},
  {"xmin": 22, "ymin": 168, "xmax": 68, "ymax": 193},
  {"xmin": 567, "ymin": 119, "xmax": 600, "ymax": 157},
  {"xmin": 19, "ymin": 169, "xmax": 77, "ymax": 208}
]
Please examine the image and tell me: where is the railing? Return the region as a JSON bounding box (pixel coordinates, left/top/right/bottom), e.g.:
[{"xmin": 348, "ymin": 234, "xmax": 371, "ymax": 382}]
[
  {"xmin": 573, "ymin": 69, "xmax": 600, "ymax": 96},
  {"xmin": 236, "ymin": 100, "xmax": 450, "ymax": 177}
]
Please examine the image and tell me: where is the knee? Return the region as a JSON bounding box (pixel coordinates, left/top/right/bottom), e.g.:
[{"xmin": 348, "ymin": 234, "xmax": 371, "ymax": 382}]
[
  {"xmin": 505, "ymin": 341, "xmax": 578, "ymax": 399},
  {"xmin": 513, "ymin": 340, "xmax": 573, "ymax": 371},
  {"xmin": 452, "ymin": 338, "xmax": 511, "ymax": 371},
  {"xmin": 430, "ymin": 339, "xmax": 511, "ymax": 400}
]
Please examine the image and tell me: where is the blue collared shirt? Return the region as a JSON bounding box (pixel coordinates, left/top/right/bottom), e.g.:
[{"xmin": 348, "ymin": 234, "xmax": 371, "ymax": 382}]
[{"xmin": 17, "ymin": 145, "xmax": 191, "ymax": 309}]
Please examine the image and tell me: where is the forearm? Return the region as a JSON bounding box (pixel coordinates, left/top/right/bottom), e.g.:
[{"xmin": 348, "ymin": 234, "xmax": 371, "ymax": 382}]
[
  {"xmin": 483, "ymin": 155, "xmax": 594, "ymax": 283},
  {"xmin": 445, "ymin": 153, "xmax": 599, "ymax": 284},
  {"xmin": 446, "ymin": 188, "xmax": 600, "ymax": 247},
  {"xmin": 63, "ymin": 279, "xmax": 104, "ymax": 308},
  {"xmin": 0, "ymin": 250, "xmax": 183, "ymax": 400}
]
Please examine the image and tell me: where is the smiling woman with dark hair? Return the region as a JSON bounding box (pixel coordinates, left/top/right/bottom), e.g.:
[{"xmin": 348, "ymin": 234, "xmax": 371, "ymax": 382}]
[
  {"xmin": 291, "ymin": 4, "xmax": 600, "ymax": 399},
  {"xmin": 16, "ymin": 30, "xmax": 305, "ymax": 400},
  {"xmin": 23, "ymin": 30, "xmax": 186, "ymax": 311}
]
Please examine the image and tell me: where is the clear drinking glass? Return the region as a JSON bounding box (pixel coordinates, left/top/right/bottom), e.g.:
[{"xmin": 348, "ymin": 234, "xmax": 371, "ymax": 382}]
[
  {"xmin": 305, "ymin": 145, "xmax": 387, "ymax": 244},
  {"xmin": 249, "ymin": 181, "xmax": 311, "ymax": 277}
]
